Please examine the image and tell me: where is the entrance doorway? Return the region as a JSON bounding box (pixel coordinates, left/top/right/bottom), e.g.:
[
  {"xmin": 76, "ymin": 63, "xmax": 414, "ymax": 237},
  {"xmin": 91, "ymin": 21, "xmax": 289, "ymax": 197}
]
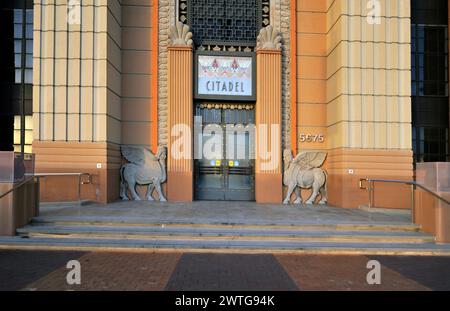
[{"xmin": 194, "ymin": 103, "xmax": 255, "ymax": 201}]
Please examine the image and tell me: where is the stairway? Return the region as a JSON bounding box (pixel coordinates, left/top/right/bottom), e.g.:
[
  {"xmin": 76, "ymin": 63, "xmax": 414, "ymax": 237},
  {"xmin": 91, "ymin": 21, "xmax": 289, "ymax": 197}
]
[{"xmin": 1, "ymin": 216, "xmax": 450, "ymax": 255}]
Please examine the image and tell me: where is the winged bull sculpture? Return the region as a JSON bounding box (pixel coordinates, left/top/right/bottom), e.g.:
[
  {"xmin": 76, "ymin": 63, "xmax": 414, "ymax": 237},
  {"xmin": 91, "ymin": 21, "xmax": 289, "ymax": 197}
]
[
  {"xmin": 283, "ymin": 150, "xmax": 328, "ymax": 205},
  {"xmin": 120, "ymin": 145, "xmax": 167, "ymax": 201}
]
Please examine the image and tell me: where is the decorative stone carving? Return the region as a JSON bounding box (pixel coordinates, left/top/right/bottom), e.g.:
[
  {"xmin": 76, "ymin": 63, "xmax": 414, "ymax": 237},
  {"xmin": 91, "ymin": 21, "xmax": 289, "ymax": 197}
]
[
  {"xmin": 257, "ymin": 25, "xmax": 282, "ymax": 50},
  {"xmin": 283, "ymin": 150, "xmax": 328, "ymax": 205},
  {"xmin": 120, "ymin": 146, "xmax": 167, "ymax": 201},
  {"xmin": 169, "ymin": 21, "xmax": 193, "ymax": 47}
]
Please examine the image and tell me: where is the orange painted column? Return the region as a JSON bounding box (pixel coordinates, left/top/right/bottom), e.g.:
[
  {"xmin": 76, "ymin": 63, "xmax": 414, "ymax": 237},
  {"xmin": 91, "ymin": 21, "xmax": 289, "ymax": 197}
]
[
  {"xmin": 290, "ymin": 0, "xmax": 297, "ymax": 154},
  {"xmin": 255, "ymin": 49, "xmax": 283, "ymax": 203},
  {"xmin": 166, "ymin": 46, "xmax": 194, "ymax": 202}
]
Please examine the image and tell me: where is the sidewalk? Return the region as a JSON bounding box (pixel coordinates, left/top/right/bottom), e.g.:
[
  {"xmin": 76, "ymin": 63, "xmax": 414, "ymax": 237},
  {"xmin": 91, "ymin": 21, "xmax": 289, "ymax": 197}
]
[{"xmin": 2, "ymin": 250, "xmax": 450, "ymax": 291}]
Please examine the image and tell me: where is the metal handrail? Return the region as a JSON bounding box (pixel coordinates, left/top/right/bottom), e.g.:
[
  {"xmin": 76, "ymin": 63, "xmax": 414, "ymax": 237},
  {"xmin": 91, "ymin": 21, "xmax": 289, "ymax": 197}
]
[
  {"xmin": 25, "ymin": 173, "xmax": 92, "ymax": 203},
  {"xmin": 359, "ymin": 178, "xmax": 450, "ymax": 223},
  {"xmin": 0, "ymin": 176, "xmax": 36, "ymax": 200}
]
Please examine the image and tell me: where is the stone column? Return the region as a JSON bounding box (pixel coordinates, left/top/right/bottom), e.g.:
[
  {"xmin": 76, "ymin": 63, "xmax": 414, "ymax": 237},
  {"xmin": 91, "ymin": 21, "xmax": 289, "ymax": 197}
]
[
  {"xmin": 32, "ymin": 1, "xmax": 122, "ymax": 203},
  {"xmin": 325, "ymin": 1, "xmax": 413, "ymax": 208},
  {"xmin": 166, "ymin": 22, "xmax": 194, "ymax": 202},
  {"xmin": 255, "ymin": 26, "xmax": 283, "ymax": 203}
]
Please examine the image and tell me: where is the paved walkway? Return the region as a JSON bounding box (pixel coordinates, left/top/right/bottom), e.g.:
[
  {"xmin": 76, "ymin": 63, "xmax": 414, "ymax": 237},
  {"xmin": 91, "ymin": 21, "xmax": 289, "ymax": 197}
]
[
  {"xmin": 1, "ymin": 250, "xmax": 450, "ymax": 291},
  {"xmin": 38, "ymin": 201, "xmax": 411, "ymax": 225}
]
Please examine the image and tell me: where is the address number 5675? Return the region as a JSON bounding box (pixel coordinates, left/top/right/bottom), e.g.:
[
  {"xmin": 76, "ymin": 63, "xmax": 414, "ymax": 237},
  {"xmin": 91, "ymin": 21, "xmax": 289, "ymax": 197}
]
[{"xmin": 299, "ymin": 133, "xmax": 325, "ymax": 143}]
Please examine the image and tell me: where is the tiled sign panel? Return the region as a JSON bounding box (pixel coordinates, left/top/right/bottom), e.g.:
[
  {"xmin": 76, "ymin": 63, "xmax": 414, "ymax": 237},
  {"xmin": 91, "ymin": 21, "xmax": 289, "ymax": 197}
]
[{"xmin": 197, "ymin": 55, "xmax": 253, "ymax": 97}]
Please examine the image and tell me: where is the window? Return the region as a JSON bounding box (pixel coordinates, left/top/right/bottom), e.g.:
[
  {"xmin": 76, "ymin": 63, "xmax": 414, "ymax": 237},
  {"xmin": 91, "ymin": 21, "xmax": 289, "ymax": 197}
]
[
  {"xmin": 0, "ymin": 2, "xmax": 34, "ymax": 154},
  {"xmin": 14, "ymin": 9, "xmax": 33, "ymax": 85},
  {"xmin": 411, "ymin": 0, "xmax": 450, "ymax": 164},
  {"xmin": 413, "ymin": 127, "xmax": 449, "ymax": 162},
  {"xmin": 411, "ymin": 25, "xmax": 448, "ymax": 97}
]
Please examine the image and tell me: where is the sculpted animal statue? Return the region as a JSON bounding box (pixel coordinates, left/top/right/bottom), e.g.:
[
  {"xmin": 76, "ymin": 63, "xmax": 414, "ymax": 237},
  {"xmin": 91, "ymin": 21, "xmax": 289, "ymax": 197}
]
[
  {"xmin": 283, "ymin": 150, "xmax": 328, "ymax": 205},
  {"xmin": 120, "ymin": 145, "xmax": 167, "ymax": 201}
]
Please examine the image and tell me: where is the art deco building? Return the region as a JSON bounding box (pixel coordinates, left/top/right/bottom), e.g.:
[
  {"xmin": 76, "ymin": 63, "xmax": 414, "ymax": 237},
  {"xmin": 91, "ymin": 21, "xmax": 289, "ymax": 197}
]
[{"xmin": 0, "ymin": 0, "xmax": 448, "ymax": 209}]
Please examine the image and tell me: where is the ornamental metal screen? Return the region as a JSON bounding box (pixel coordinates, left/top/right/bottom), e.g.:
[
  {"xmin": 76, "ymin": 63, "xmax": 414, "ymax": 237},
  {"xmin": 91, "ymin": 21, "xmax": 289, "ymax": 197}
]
[{"xmin": 179, "ymin": 0, "xmax": 270, "ymax": 48}]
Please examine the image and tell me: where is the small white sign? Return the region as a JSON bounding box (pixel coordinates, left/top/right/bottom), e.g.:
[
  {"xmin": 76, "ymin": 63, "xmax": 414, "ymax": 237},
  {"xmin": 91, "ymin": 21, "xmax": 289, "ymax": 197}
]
[{"xmin": 96, "ymin": 163, "xmax": 102, "ymax": 169}]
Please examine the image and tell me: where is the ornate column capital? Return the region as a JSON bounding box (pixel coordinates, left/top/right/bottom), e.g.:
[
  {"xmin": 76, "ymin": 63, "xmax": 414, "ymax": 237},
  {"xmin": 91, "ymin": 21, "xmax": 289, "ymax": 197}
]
[
  {"xmin": 169, "ymin": 21, "xmax": 193, "ymax": 47},
  {"xmin": 256, "ymin": 25, "xmax": 282, "ymax": 51}
]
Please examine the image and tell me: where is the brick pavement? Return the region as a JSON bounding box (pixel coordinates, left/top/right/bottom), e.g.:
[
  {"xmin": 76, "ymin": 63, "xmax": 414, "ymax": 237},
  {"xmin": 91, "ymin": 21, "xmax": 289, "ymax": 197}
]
[
  {"xmin": 165, "ymin": 254, "xmax": 298, "ymax": 291},
  {"xmin": 276, "ymin": 254, "xmax": 429, "ymax": 291},
  {"xmin": 0, "ymin": 250, "xmax": 449, "ymax": 291},
  {"xmin": 0, "ymin": 250, "xmax": 86, "ymax": 291},
  {"xmin": 21, "ymin": 251, "xmax": 181, "ymax": 291}
]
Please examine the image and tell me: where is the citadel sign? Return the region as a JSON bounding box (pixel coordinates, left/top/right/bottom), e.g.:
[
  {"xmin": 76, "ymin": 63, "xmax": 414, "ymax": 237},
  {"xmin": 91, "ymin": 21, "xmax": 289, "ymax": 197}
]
[{"xmin": 195, "ymin": 53, "xmax": 255, "ymax": 100}]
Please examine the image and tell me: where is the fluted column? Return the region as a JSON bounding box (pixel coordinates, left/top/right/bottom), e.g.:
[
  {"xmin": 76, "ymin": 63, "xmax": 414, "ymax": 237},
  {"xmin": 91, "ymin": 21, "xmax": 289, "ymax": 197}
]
[
  {"xmin": 255, "ymin": 26, "xmax": 283, "ymax": 203},
  {"xmin": 167, "ymin": 22, "xmax": 194, "ymax": 201}
]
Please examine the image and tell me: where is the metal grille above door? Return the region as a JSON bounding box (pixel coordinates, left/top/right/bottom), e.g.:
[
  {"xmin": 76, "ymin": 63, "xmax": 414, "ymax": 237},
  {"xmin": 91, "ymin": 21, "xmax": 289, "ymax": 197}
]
[{"xmin": 179, "ymin": 0, "xmax": 270, "ymax": 49}]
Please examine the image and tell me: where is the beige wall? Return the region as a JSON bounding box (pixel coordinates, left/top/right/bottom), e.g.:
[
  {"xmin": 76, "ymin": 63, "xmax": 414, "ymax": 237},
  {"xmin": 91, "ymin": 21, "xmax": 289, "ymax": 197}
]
[
  {"xmin": 296, "ymin": 0, "xmax": 328, "ymax": 153},
  {"xmin": 33, "ymin": 0, "xmax": 123, "ymax": 203},
  {"xmin": 326, "ymin": 0, "xmax": 412, "ymax": 151},
  {"xmin": 121, "ymin": 0, "xmax": 155, "ymax": 149},
  {"xmin": 297, "ymin": 0, "xmax": 412, "ymax": 152},
  {"xmin": 325, "ymin": 0, "xmax": 414, "ymax": 208},
  {"xmin": 33, "ymin": 0, "xmax": 121, "ymax": 144}
]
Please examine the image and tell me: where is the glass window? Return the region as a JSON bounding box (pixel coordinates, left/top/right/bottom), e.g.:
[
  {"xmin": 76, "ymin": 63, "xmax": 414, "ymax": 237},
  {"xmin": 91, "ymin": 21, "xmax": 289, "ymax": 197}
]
[
  {"xmin": 25, "ymin": 24, "xmax": 33, "ymax": 39},
  {"xmin": 14, "ymin": 40, "xmax": 22, "ymax": 53},
  {"xmin": 26, "ymin": 40, "xmax": 33, "ymax": 53},
  {"xmin": 14, "ymin": 24, "xmax": 23, "ymax": 38},
  {"xmin": 411, "ymin": 12, "xmax": 449, "ymax": 163},
  {"xmin": 15, "ymin": 69, "xmax": 22, "ymax": 83},
  {"xmin": 14, "ymin": 10, "xmax": 22, "ymax": 23},
  {"xmin": 4, "ymin": 6, "xmax": 34, "ymax": 155},
  {"xmin": 24, "ymin": 69, "xmax": 33, "ymax": 84},
  {"xmin": 26, "ymin": 10, "xmax": 33, "ymax": 24},
  {"xmin": 14, "ymin": 54, "xmax": 22, "ymax": 67},
  {"xmin": 25, "ymin": 55, "xmax": 33, "ymax": 68}
]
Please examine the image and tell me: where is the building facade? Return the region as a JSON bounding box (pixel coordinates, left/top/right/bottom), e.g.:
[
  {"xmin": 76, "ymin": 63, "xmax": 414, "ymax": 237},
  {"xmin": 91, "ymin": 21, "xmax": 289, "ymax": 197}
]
[{"xmin": 0, "ymin": 0, "xmax": 449, "ymax": 208}]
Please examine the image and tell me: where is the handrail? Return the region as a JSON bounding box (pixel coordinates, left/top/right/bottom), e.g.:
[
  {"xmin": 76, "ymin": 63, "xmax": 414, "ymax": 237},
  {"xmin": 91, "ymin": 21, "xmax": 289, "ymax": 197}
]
[
  {"xmin": 0, "ymin": 176, "xmax": 36, "ymax": 200},
  {"xmin": 30, "ymin": 172, "xmax": 91, "ymax": 184},
  {"xmin": 25, "ymin": 172, "xmax": 92, "ymax": 204},
  {"xmin": 359, "ymin": 179, "xmax": 450, "ymax": 205},
  {"xmin": 359, "ymin": 178, "xmax": 450, "ymax": 223}
]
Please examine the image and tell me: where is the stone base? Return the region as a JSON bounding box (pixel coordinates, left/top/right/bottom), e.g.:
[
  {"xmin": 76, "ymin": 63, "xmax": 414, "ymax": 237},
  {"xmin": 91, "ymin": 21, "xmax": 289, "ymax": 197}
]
[
  {"xmin": 167, "ymin": 171, "xmax": 193, "ymax": 202},
  {"xmin": 414, "ymin": 163, "xmax": 450, "ymax": 243},
  {"xmin": 32, "ymin": 141, "xmax": 121, "ymax": 204},
  {"xmin": 255, "ymin": 173, "xmax": 283, "ymax": 204},
  {"xmin": 328, "ymin": 174, "xmax": 414, "ymax": 209},
  {"xmin": 0, "ymin": 180, "xmax": 39, "ymax": 236}
]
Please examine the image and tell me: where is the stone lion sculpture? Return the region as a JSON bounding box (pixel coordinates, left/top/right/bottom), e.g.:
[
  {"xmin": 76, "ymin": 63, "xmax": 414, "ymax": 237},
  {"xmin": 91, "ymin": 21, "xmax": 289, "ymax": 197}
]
[
  {"xmin": 283, "ymin": 150, "xmax": 328, "ymax": 205},
  {"xmin": 120, "ymin": 145, "xmax": 167, "ymax": 201}
]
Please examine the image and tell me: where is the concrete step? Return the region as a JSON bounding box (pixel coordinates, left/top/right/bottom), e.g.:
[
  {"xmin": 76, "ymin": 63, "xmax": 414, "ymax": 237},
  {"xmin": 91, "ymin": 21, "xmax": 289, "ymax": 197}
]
[
  {"xmin": 6, "ymin": 216, "xmax": 439, "ymax": 255},
  {"xmin": 16, "ymin": 224, "xmax": 435, "ymax": 244},
  {"xmin": 30, "ymin": 216, "xmax": 422, "ymax": 232},
  {"xmin": 1, "ymin": 235, "xmax": 450, "ymax": 256}
]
